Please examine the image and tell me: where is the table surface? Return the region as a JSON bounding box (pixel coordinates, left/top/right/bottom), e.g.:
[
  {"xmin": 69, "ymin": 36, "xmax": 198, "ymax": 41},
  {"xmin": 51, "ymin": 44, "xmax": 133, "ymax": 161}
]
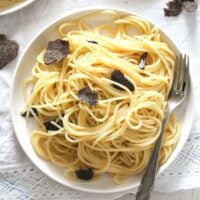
[
  {"xmin": 117, "ymin": 189, "xmax": 200, "ymax": 200},
  {"xmin": 1, "ymin": 0, "xmax": 200, "ymax": 199}
]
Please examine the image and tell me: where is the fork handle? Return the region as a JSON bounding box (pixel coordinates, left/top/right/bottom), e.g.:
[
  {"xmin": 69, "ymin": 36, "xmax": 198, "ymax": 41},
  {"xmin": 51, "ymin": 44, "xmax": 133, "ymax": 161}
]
[{"xmin": 135, "ymin": 109, "xmax": 171, "ymax": 200}]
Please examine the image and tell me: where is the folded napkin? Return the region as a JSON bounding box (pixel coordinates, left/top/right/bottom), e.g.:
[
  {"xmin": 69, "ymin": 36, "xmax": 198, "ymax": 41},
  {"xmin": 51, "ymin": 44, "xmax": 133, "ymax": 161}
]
[{"xmin": 1, "ymin": 0, "xmax": 200, "ymax": 199}]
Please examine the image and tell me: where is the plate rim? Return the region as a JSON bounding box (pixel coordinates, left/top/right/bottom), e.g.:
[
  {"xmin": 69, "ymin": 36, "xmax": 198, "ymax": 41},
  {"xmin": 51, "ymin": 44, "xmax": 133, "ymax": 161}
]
[
  {"xmin": 10, "ymin": 6, "xmax": 195, "ymax": 193},
  {"xmin": 0, "ymin": 0, "xmax": 36, "ymax": 16}
]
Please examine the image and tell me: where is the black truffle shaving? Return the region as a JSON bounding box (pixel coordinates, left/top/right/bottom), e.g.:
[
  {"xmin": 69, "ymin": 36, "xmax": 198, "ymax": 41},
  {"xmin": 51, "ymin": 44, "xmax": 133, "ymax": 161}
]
[
  {"xmin": 164, "ymin": 0, "xmax": 198, "ymax": 16},
  {"xmin": 78, "ymin": 87, "xmax": 98, "ymax": 106},
  {"xmin": 182, "ymin": 0, "xmax": 194, "ymax": 2},
  {"xmin": 21, "ymin": 108, "xmax": 38, "ymax": 117},
  {"xmin": 139, "ymin": 52, "xmax": 148, "ymax": 70},
  {"xmin": 0, "ymin": 34, "xmax": 7, "ymax": 41},
  {"xmin": 75, "ymin": 168, "xmax": 94, "ymax": 180},
  {"xmin": 0, "ymin": 34, "xmax": 19, "ymax": 69},
  {"xmin": 164, "ymin": 0, "xmax": 183, "ymax": 16},
  {"xmin": 182, "ymin": 1, "xmax": 198, "ymax": 12},
  {"xmin": 111, "ymin": 70, "xmax": 134, "ymax": 91},
  {"xmin": 44, "ymin": 119, "xmax": 63, "ymax": 131},
  {"xmin": 87, "ymin": 40, "xmax": 98, "ymax": 44},
  {"xmin": 44, "ymin": 39, "xmax": 69, "ymax": 65}
]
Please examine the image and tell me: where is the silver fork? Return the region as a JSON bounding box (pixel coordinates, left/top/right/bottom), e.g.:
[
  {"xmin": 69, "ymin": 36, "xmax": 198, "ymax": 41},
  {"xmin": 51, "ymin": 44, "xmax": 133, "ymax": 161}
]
[{"xmin": 135, "ymin": 54, "xmax": 190, "ymax": 200}]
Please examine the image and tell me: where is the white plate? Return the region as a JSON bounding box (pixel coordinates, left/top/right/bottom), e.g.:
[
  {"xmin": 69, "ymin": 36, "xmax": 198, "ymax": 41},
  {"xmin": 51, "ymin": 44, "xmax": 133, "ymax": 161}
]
[
  {"xmin": 0, "ymin": 0, "xmax": 35, "ymax": 16},
  {"xmin": 10, "ymin": 7, "xmax": 195, "ymax": 193}
]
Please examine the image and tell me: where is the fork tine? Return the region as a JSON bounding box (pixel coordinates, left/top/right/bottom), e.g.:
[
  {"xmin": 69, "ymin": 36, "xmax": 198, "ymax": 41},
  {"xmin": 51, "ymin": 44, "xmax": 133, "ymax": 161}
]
[
  {"xmin": 172, "ymin": 56, "xmax": 180, "ymax": 91},
  {"xmin": 177, "ymin": 54, "xmax": 186, "ymax": 94},
  {"xmin": 181, "ymin": 55, "xmax": 189, "ymax": 93},
  {"xmin": 172, "ymin": 54, "xmax": 181, "ymax": 92}
]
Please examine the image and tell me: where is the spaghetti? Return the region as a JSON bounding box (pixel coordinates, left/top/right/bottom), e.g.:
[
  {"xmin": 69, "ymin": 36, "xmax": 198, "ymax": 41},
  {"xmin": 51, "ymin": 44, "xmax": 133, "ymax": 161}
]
[{"xmin": 23, "ymin": 10, "xmax": 180, "ymax": 184}]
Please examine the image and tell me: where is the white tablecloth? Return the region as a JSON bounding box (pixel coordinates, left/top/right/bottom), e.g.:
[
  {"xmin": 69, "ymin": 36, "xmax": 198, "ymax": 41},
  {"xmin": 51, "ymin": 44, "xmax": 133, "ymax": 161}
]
[{"xmin": 1, "ymin": 0, "xmax": 200, "ymax": 199}]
